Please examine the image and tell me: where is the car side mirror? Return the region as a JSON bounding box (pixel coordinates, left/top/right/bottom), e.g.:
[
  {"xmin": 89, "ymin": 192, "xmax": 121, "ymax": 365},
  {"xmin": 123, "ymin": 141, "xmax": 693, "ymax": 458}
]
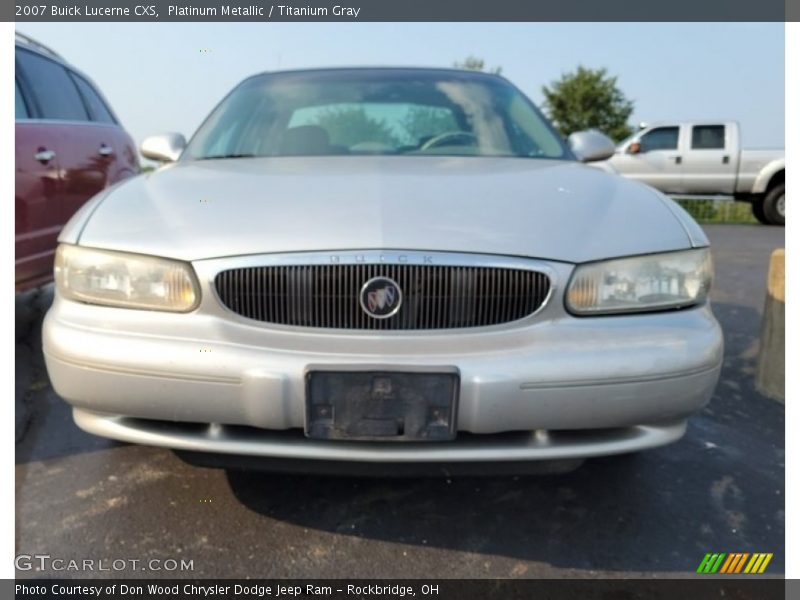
[
  {"xmin": 567, "ymin": 130, "xmax": 616, "ymax": 163},
  {"xmin": 628, "ymin": 141, "xmax": 642, "ymax": 155},
  {"xmin": 140, "ymin": 133, "xmax": 186, "ymax": 162}
]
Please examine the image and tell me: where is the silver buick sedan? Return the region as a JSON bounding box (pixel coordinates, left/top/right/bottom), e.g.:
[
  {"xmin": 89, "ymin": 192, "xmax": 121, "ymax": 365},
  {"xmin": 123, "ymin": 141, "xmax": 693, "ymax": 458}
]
[{"xmin": 43, "ymin": 68, "xmax": 723, "ymax": 471}]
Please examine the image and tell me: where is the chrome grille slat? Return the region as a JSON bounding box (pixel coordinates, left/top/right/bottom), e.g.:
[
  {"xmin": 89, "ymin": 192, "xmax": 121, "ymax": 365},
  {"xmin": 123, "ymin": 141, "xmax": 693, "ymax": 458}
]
[{"xmin": 215, "ymin": 264, "xmax": 550, "ymax": 330}]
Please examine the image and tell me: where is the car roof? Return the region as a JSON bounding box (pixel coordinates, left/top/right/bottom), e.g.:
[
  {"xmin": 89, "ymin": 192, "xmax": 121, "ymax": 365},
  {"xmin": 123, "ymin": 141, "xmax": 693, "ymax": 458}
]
[
  {"xmin": 238, "ymin": 66, "xmax": 510, "ymax": 85},
  {"xmin": 15, "ymin": 32, "xmax": 69, "ymax": 66},
  {"xmin": 641, "ymin": 120, "xmax": 736, "ymax": 128},
  {"xmin": 15, "ymin": 31, "xmax": 122, "ymax": 124},
  {"xmin": 14, "ymin": 31, "xmax": 100, "ymax": 86}
]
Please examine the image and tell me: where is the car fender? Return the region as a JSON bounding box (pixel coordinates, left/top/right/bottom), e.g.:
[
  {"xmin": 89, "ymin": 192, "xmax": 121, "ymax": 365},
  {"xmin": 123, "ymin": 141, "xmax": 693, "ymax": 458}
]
[
  {"xmin": 585, "ymin": 159, "xmax": 618, "ymax": 175},
  {"xmin": 58, "ymin": 177, "xmax": 136, "ymax": 244},
  {"xmin": 752, "ymin": 158, "xmax": 785, "ymax": 194}
]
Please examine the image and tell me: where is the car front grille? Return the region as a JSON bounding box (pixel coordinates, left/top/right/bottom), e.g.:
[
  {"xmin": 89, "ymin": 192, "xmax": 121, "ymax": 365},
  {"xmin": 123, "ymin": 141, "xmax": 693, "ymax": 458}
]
[{"xmin": 214, "ymin": 263, "xmax": 550, "ymax": 330}]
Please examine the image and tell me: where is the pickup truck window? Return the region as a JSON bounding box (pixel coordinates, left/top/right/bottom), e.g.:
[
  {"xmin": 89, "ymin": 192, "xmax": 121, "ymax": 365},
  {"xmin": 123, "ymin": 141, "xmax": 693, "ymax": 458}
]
[
  {"xmin": 16, "ymin": 49, "xmax": 88, "ymax": 122},
  {"xmin": 691, "ymin": 125, "xmax": 725, "ymax": 150},
  {"xmin": 639, "ymin": 127, "xmax": 679, "ymax": 152}
]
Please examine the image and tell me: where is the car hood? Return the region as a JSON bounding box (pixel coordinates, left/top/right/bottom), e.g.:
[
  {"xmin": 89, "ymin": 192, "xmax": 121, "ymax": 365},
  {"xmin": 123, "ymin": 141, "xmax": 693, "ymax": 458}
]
[{"xmin": 73, "ymin": 156, "xmax": 697, "ymax": 263}]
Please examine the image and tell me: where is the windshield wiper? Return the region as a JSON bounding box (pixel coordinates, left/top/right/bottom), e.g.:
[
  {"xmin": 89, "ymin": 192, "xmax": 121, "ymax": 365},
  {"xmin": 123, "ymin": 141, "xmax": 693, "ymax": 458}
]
[{"xmin": 197, "ymin": 153, "xmax": 257, "ymax": 160}]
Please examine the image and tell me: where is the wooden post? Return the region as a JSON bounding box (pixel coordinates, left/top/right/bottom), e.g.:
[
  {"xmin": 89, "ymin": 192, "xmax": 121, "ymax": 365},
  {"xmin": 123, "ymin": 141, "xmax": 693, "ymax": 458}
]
[{"xmin": 756, "ymin": 249, "xmax": 785, "ymax": 402}]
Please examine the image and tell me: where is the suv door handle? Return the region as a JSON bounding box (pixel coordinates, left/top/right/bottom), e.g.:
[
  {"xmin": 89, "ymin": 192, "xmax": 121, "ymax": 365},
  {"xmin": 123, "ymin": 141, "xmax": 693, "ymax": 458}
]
[
  {"xmin": 668, "ymin": 155, "xmax": 682, "ymax": 165},
  {"xmin": 722, "ymin": 155, "xmax": 730, "ymax": 164},
  {"xmin": 34, "ymin": 149, "xmax": 56, "ymax": 164},
  {"xmin": 98, "ymin": 144, "xmax": 114, "ymax": 157}
]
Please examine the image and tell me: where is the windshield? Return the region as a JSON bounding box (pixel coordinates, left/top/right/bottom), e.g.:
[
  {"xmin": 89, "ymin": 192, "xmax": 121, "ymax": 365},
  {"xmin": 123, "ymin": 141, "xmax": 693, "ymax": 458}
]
[{"xmin": 185, "ymin": 70, "xmax": 569, "ymax": 160}]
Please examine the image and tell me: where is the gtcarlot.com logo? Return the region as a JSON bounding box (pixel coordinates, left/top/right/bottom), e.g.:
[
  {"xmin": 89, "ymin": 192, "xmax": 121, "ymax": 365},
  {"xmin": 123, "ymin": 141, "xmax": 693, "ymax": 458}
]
[
  {"xmin": 15, "ymin": 554, "xmax": 194, "ymax": 572},
  {"xmin": 696, "ymin": 552, "xmax": 773, "ymax": 574}
]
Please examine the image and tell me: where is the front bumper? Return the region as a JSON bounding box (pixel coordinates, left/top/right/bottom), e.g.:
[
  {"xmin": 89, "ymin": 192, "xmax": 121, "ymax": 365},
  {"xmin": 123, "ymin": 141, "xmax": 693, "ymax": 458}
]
[
  {"xmin": 43, "ymin": 283, "xmax": 723, "ymax": 462},
  {"xmin": 74, "ymin": 409, "xmax": 688, "ymax": 464}
]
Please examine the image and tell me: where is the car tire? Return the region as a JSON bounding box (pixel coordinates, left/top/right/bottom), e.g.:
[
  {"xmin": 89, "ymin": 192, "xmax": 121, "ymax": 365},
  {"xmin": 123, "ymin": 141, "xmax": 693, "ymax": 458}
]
[
  {"xmin": 751, "ymin": 199, "xmax": 771, "ymax": 225},
  {"xmin": 762, "ymin": 183, "xmax": 785, "ymax": 226}
]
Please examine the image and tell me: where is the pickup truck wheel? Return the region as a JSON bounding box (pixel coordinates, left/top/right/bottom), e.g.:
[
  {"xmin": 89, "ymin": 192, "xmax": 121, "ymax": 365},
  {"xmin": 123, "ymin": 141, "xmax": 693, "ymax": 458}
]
[
  {"xmin": 751, "ymin": 199, "xmax": 770, "ymax": 224},
  {"xmin": 763, "ymin": 184, "xmax": 785, "ymax": 226}
]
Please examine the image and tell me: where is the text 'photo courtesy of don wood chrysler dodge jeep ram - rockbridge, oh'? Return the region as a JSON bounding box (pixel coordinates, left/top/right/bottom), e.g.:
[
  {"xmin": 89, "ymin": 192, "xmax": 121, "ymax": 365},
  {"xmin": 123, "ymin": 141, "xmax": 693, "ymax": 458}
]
[{"xmin": 43, "ymin": 67, "xmax": 723, "ymax": 472}]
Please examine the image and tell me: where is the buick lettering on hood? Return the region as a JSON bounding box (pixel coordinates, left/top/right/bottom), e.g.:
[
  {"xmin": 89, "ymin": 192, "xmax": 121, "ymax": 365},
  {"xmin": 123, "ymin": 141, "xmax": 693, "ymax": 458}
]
[{"xmin": 43, "ymin": 68, "xmax": 723, "ymax": 472}]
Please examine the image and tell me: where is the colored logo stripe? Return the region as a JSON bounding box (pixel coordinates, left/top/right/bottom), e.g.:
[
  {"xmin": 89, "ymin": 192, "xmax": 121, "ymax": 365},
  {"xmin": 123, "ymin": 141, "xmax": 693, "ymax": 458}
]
[
  {"xmin": 744, "ymin": 553, "xmax": 773, "ymax": 574},
  {"xmin": 720, "ymin": 553, "xmax": 749, "ymax": 573},
  {"xmin": 697, "ymin": 553, "xmax": 726, "ymax": 573},
  {"xmin": 697, "ymin": 552, "xmax": 773, "ymax": 574}
]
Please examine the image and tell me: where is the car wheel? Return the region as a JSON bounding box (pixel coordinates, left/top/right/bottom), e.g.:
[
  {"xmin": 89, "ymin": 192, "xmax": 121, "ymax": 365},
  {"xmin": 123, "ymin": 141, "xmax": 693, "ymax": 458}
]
[
  {"xmin": 763, "ymin": 183, "xmax": 785, "ymax": 226},
  {"xmin": 751, "ymin": 199, "xmax": 771, "ymax": 225}
]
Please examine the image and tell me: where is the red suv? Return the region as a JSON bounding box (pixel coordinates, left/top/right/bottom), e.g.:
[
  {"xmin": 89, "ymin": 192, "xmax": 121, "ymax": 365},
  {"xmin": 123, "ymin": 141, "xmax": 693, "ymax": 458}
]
[{"xmin": 15, "ymin": 33, "xmax": 139, "ymax": 291}]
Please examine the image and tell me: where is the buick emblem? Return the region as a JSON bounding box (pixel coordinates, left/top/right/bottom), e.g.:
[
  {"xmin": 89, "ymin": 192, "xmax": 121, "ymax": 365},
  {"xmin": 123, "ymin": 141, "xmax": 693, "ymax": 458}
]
[{"xmin": 359, "ymin": 276, "xmax": 403, "ymax": 319}]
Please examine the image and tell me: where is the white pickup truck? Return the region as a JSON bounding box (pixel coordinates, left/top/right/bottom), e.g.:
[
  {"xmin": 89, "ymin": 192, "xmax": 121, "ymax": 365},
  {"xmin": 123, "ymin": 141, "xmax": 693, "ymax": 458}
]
[{"xmin": 597, "ymin": 121, "xmax": 785, "ymax": 225}]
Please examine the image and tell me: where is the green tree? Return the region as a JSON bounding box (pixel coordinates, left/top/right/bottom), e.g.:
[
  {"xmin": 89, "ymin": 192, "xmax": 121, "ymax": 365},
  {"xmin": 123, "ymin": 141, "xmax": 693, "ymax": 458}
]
[
  {"xmin": 541, "ymin": 66, "xmax": 634, "ymax": 141},
  {"xmin": 453, "ymin": 55, "xmax": 502, "ymax": 75}
]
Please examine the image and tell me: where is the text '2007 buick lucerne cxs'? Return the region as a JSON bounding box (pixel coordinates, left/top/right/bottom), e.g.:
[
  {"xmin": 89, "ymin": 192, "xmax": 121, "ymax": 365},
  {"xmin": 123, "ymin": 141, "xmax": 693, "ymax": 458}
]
[{"xmin": 43, "ymin": 68, "xmax": 723, "ymax": 472}]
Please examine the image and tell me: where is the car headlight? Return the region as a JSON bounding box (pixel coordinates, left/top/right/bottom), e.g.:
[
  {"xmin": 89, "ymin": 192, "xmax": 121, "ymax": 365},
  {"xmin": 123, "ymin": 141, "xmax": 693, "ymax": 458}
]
[
  {"xmin": 55, "ymin": 244, "xmax": 200, "ymax": 312},
  {"xmin": 566, "ymin": 248, "xmax": 712, "ymax": 315}
]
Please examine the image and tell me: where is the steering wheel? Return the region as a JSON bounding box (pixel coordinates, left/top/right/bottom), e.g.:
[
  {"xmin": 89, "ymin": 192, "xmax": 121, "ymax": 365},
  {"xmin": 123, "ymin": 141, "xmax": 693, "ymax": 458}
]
[{"xmin": 420, "ymin": 131, "xmax": 478, "ymax": 151}]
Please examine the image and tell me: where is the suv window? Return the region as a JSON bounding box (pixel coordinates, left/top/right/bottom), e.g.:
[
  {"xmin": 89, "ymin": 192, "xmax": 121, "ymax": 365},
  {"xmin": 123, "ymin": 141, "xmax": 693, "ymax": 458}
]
[
  {"xmin": 15, "ymin": 79, "xmax": 29, "ymax": 119},
  {"xmin": 639, "ymin": 127, "xmax": 679, "ymax": 152},
  {"xmin": 16, "ymin": 48, "xmax": 88, "ymax": 121},
  {"xmin": 70, "ymin": 72, "xmax": 116, "ymax": 124},
  {"xmin": 691, "ymin": 125, "xmax": 725, "ymax": 150}
]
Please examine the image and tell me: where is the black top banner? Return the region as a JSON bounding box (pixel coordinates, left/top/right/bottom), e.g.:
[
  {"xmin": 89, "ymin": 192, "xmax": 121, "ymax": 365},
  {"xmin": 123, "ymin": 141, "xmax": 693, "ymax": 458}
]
[{"xmin": 7, "ymin": 0, "xmax": 797, "ymax": 22}]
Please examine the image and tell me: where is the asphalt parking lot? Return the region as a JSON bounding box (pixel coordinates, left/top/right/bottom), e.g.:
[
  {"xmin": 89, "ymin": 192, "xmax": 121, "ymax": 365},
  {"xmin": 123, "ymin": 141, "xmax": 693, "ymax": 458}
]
[{"xmin": 15, "ymin": 224, "xmax": 784, "ymax": 578}]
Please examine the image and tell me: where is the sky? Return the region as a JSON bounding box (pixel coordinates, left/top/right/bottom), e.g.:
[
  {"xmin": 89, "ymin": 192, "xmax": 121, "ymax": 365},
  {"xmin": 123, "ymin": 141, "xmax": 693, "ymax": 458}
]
[{"xmin": 16, "ymin": 22, "xmax": 785, "ymax": 149}]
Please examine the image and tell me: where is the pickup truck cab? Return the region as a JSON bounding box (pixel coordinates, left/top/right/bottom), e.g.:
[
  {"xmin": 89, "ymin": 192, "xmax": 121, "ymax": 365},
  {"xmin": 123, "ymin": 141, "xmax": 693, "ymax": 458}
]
[{"xmin": 599, "ymin": 121, "xmax": 785, "ymax": 225}]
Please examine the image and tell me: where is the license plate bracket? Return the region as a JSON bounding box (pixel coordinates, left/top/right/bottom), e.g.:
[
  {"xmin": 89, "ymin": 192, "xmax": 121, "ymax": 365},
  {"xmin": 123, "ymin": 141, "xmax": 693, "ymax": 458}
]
[{"xmin": 305, "ymin": 370, "xmax": 459, "ymax": 442}]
